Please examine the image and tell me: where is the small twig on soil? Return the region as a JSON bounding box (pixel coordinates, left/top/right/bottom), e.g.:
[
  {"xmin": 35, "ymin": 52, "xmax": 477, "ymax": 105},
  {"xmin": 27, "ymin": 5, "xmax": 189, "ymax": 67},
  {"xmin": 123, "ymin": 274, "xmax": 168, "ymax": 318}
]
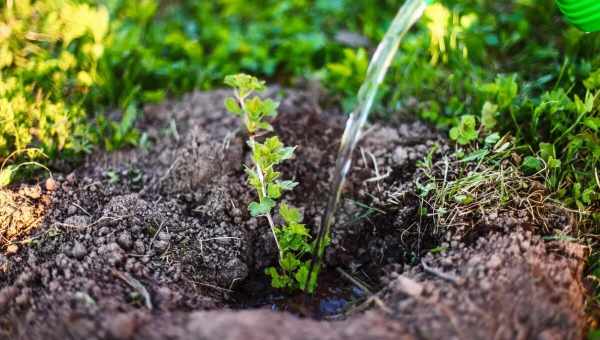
[
  {"xmin": 72, "ymin": 202, "xmax": 92, "ymax": 217},
  {"xmin": 222, "ymin": 127, "xmax": 240, "ymax": 152},
  {"xmin": 158, "ymin": 157, "xmax": 180, "ymax": 185},
  {"xmin": 337, "ymin": 268, "xmax": 393, "ymax": 316},
  {"xmin": 420, "ymin": 258, "xmax": 463, "ymax": 285},
  {"xmin": 351, "ymin": 294, "xmax": 393, "ymax": 315},
  {"xmin": 186, "ymin": 278, "xmax": 234, "ymax": 293},
  {"xmin": 336, "ymin": 267, "xmax": 374, "ymax": 295},
  {"xmin": 53, "ymin": 214, "xmax": 130, "ymax": 230},
  {"xmin": 365, "ymin": 150, "xmax": 388, "ymax": 192},
  {"xmin": 112, "ymin": 270, "xmax": 153, "ymax": 310},
  {"xmin": 149, "ymin": 221, "xmax": 166, "ymax": 247},
  {"xmin": 82, "ymin": 180, "xmax": 103, "ymax": 190}
]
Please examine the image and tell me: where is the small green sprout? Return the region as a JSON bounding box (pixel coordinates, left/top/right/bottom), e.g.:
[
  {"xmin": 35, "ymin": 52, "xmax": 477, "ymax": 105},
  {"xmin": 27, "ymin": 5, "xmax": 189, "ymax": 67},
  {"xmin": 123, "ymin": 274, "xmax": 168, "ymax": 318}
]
[
  {"xmin": 449, "ymin": 115, "xmax": 478, "ymax": 145},
  {"xmin": 224, "ymin": 73, "xmax": 319, "ymax": 292}
]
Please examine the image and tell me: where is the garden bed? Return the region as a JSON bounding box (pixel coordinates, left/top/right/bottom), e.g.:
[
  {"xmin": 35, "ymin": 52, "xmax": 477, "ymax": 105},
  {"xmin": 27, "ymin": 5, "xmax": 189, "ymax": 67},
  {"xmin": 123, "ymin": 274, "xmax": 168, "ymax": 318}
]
[{"xmin": 0, "ymin": 89, "xmax": 588, "ymax": 339}]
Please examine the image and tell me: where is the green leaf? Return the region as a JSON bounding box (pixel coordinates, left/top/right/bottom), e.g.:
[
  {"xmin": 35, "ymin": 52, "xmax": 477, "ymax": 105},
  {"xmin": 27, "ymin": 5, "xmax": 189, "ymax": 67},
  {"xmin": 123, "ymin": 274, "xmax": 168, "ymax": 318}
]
[
  {"xmin": 0, "ymin": 165, "xmax": 16, "ymax": 187},
  {"xmin": 480, "ymin": 101, "xmax": 498, "ymax": 130},
  {"xmin": 449, "ymin": 115, "xmax": 478, "ymax": 145},
  {"xmin": 244, "ymin": 167, "xmax": 262, "ymax": 194},
  {"xmin": 522, "ymin": 156, "xmax": 543, "ymax": 174},
  {"xmin": 584, "ymin": 117, "xmax": 600, "ymax": 131},
  {"xmin": 262, "ymin": 99, "xmax": 279, "ymax": 117},
  {"xmin": 264, "ymin": 136, "xmax": 284, "ymax": 151},
  {"xmin": 547, "ymin": 157, "xmax": 561, "ymax": 169},
  {"xmin": 287, "ymin": 222, "xmax": 310, "ymax": 237},
  {"xmin": 539, "ymin": 143, "xmax": 555, "ymax": 161},
  {"xmin": 278, "ymin": 146, "xmax": 296, "ymax": 161},
  {"xmin": 267, "ymin": 183, "xmax": 281, "ymax": 199},
  {"xmin": 256, "ymin": 121, "xmax": 273, "ymax": 131},
  {"xmin": 449, "ymin": 127, "xmax": 459, "ymax": 141},
  {"xmin": 249, "ymin": 198, "xmax": 275, "ymax": 217},
  {"xmin": 278, "ymin": 180, "xmax": 298, "ymax": 191},
  {"xmin": 584, "ymin": 69, "xmax": 600, "ymax": 90},
  {"xmin": 454, "ymin": 194, "xmax": 473, "ymax": 204},
  {"xmin": 265, "ymin": 267, "xmax": 289, "ymax": 289},
  {"xmin": 461, "ymin": 149, "xmax": 488, "ymax": 162},
  {"xmin": 224, "ymin": 97, "xmax": 242, "ymax": 115},
  {"xmin": 295, "ymin": 263, "xmax": 318, "ymax": 293},
  {"xmin": 280, "ymin": 202, "xmax": 302, "ymax": 224},
  {"xmin": 484, "ymin": 132, "xmax": 500, "ymax": 145},
  {"xmin": 280, "ymin": 253, "xmax": 301, "ymax": 271},
  {"xmin": 224, "ymin": 73, "xmax": 266, "ymax": 94},
  {"xmin": 245, "ymin": 96, "xmax": 263, "ymax": 120},
  {"xmin": 582, "ymin": 187, "xmax": 595, "ymax": 204},
  {"xmin": 117, "ymin": 103, "xmax": 138, "ymax": 139}
]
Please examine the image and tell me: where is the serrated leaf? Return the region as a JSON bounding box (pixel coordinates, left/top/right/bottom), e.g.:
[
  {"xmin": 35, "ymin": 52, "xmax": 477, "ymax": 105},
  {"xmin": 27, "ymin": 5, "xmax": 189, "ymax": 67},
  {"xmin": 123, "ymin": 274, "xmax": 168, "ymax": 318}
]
[
  {"xmin": 265, "ymin": 267, "xmax": 289, "ymax": 289},
  {"xmin": 582, "ymin": 188, "xmax": 595, "ymax": 204},
  {"xmin": 224, "ymin": 97, "xmax": 241, "ymax": 115},
  {"xmin": 280, "ymin": 202, "xmax": 302, "ymax": 224},
  {"xmin": 245, "ymin": 96, "xmax": 263, "ymax": 119},
  {"xmin": 256, "ymin": 121, "xmax": 273, "ymax": 131},
  {"xmin": 262, "ymin": 99, "xmax": 279, "ymax": 117},
  {"xmin": 249, "ymin": 198, "xmax": 275, "ymax": 217},
  {"xmin": 264, "ymin": 136, "xmax": 283, "ymax": 150},
  {"xmin": 278, "ymin": 146, "xmax": 296, "ymax": 161},
  {"xmin": 450, "ymin": 115, "xmax": 478, "ymax": 145},
  {"xmin": 224, "ymin": 73, "xmax": 266, "ymax": 94},
  {"xmin": 288, "ymin": 222, "xmax": 310, "ymax": 237},
  {"xmin": 280, "ymin": 253, "xmax": 301, "ymax": 271},
  {"xmin": 278, "ymin": 180, "xmax": 298, "ymax": 191},
  {"xmin": 267, "ymin": 183, "xmax": 281, "ymax": 198}
]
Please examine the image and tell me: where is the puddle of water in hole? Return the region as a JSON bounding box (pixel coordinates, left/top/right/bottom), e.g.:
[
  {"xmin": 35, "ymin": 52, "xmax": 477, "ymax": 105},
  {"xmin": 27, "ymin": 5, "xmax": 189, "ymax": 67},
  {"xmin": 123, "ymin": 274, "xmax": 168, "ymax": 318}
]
[{"xmin": 231, "ymin": 271, "xmax": 367, "ymax": 320}]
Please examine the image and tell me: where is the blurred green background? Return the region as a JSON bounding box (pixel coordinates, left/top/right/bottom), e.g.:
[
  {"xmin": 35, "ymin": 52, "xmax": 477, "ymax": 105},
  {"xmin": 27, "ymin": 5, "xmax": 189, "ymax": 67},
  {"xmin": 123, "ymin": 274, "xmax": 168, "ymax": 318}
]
[{"xmin": 2, "ymin": 0, "xmax": 597, "ymax": 209}]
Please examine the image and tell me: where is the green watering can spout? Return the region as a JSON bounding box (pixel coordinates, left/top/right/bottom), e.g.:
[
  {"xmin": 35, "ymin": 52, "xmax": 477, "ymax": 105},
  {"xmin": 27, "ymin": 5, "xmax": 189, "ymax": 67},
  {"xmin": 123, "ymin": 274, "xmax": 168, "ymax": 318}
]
[{"xmin": 555, "ymin": 0, "xmax": 600, "ymax": 32}]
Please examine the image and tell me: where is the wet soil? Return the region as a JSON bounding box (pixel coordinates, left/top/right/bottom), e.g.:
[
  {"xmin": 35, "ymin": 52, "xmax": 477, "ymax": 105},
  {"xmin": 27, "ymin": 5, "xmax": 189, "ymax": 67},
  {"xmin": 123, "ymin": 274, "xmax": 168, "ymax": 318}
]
[{"xmin": 0, "ymin": 88, "xmax": 588, "ymax": 339}]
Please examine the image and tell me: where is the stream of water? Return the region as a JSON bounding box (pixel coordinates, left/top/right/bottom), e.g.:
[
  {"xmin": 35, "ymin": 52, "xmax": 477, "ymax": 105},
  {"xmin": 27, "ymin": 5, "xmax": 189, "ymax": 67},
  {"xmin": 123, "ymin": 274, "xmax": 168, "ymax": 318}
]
[{"xmin": 306, "ymin": 0, "xmax": 431, "ymax": 288}]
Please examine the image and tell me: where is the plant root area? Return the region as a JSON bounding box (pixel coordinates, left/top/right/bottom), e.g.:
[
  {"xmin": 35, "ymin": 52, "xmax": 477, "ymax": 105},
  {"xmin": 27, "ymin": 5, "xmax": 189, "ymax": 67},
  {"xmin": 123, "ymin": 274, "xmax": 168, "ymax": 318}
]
[{"xmin": 0, "ymin": 89, "xmax": 589, "ymax": 339}]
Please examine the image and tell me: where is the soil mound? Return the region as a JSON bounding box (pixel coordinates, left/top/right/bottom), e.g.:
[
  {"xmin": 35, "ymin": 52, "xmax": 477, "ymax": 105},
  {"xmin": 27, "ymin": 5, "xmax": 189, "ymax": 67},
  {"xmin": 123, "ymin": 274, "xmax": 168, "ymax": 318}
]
[{"xmin": 0, "ymin": 89, "xmax": 586, "ymax": 339}]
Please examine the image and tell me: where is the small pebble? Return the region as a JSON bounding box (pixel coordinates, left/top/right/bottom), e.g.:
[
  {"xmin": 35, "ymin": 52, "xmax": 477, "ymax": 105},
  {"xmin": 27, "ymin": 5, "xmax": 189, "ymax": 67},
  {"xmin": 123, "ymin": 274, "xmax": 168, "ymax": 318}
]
[
  {"xmin": 6, "ymin": 244, "xmax": 19, "ymax": 255},
  {"xmin": 154, "ymin": 240, "xmax": 169, "ymax": 253},
  {"xmin": 117, "ymin": 232, "xmax": 133, "ymax": 250},
  {"xmin": 158, "ymin": 232, "xmax": 171, "ymax": 241},
  {"xmin": 45, "ymin": 178, "xmax": 58, "ymax": 191},
  {"xmin": 71, "ymin": 242, "xmax": 87, "ymax": 260}
]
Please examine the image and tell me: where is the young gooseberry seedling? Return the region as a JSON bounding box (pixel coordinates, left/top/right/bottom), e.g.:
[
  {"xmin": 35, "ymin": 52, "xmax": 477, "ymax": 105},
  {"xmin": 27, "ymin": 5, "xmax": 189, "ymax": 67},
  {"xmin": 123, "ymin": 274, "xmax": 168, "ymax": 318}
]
[{"xmin": 224, "ymin": 74, "xmax": 319, "ymax": 292}]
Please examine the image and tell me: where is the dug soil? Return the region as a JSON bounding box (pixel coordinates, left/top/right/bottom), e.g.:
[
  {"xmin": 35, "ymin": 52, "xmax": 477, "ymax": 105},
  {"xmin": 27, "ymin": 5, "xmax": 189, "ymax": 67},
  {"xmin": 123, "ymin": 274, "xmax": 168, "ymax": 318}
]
[{"xmin": 0, "ymin": 89, "xmax": 589, "ymax": 339}]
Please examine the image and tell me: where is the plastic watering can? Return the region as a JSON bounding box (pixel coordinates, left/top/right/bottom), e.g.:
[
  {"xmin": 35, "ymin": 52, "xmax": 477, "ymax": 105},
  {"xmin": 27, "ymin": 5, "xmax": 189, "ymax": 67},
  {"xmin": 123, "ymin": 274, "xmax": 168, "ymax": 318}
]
[{"xmin": 555, "ymin": 0, "xmax": 600, "ymax": 32}]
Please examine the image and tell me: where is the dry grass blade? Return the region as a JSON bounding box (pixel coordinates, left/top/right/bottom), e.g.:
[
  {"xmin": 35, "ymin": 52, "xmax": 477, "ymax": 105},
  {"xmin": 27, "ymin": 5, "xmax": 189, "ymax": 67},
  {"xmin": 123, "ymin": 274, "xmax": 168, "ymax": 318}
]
[{"xmin": 113, "ymin": 269, "xmax": 153, "ymax": 310}]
